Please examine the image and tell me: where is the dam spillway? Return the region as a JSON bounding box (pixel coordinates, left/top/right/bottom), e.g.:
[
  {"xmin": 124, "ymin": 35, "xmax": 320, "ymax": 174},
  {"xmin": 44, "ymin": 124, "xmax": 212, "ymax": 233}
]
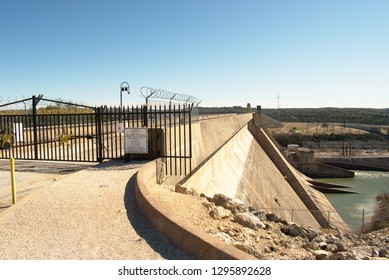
[{"xmin": 177, "ymin": 111, "xmax": 349, "ymax": 232}]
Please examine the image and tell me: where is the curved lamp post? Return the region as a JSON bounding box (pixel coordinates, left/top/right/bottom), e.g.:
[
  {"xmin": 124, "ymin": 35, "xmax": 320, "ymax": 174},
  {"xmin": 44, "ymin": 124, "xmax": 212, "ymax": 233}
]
[{"xmin": 120, "ymin": 82, "xmax": 130, "ymax": 108}]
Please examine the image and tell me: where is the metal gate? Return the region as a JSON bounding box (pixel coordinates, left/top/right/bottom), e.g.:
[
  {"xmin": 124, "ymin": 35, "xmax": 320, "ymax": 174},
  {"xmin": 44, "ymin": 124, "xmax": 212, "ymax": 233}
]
[{"xmin": 0, "ymin": 96, "xmax": 192, "ymax": 175}]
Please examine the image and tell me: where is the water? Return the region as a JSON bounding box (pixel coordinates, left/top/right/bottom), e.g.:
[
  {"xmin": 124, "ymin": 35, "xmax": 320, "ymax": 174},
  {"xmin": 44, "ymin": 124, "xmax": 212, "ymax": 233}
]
[{"xmin": 316, "ymin": 171, "xmax": 389, "ymax": 232}]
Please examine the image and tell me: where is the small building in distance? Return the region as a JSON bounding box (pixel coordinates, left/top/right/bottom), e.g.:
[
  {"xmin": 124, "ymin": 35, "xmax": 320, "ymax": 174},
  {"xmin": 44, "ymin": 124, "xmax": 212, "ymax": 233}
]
[
  {"xmin": 288, "ymin": 146, "xmax": 354, "ymax": 179},
  {"xmin": 295, "ymin": 147, "xmax": 315, "ymax": 163}
]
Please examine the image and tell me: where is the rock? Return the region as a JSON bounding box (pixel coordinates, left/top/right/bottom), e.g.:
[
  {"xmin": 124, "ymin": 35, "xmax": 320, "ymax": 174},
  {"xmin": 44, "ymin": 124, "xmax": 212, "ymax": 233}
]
[
  {"xmin": 314, "ymin": 250, "xmax": 330, "ymax": 260},
  {"xmin": 302, "ymin": 242, "xmax": 318, "ymax": 251},
  {"xmin": 265, "ymin": 213, "xmax": 287, "ymax": 224},
  {"xmin": 319, "ymin": 242, "xmax": 328, "ymax": 250},
  {"xmin": 218, "ymin": 225, "xmax": 226, "ymax": 232},
  {"xmin": 379, "ymin": 248, "xmax": 389, "ymax": 258},
  {"xmin": 264, "ymin": 222, "xmax": 272, "ymax": 230},
  {"xmin": 335, "ymin": 242, "xmax": 345, "ymax": 252},
  {"xmin": 251, "ymin": 210, "xmax": 266, "ymax": 219},
  {"xmin": 235, "ymin": 242, "xmax": 263, "ymax": 259},
  {"xmin": 265, "ymin": 213, "xmax": 280, "ymax": 221},
  {"xmin": 213, "ymin": 231, "xmax": 234, "ymax": 243},
  {"xmin": 327, "ymin": 252, "xmax": 345, "ymax": 260},
  {"xmin": 288, "ymin": 224, "xmax": 309, "ymax": 239},
  {"xmin": 326, "ymin": 243, "xmax": 338, "ymax": 253},
  {"xmin": 314, "ymin": 235, "xmax": 326, "ymax": 243},
  {"xmin": 343, "ymin": 252, "xmax": 357, "ymax": 260},
  {"xmin": 212, "ymin": 194, "xmax": 247, "ymax": 213},
  {"xmin": 280, "ymin": 224, "xmax": 289, "ymax": 235},
  {"xmin": 175, "ymin": 184, "xmax": 187, "ymax": 194},
  {"xmin": 234, "ymin": 212, "xmax": 266, "ymax": 230},
  {"xmin": 264, "ymin": 243, "xmax": 278, "ymax": 253},
  {"xmin": 372, "ymin": 249, "xmax": 380, "ymax": 257},
  {"xmin": 307, "ymin": 231, "xmax": 318, "ymax": 241},
  {"xmin": 350, "ymin": 246, "xmax": 375, "ymax": 260},
  {"xmin": 209, "ymin": 206, "xmax": 231, "ymax": 220}
]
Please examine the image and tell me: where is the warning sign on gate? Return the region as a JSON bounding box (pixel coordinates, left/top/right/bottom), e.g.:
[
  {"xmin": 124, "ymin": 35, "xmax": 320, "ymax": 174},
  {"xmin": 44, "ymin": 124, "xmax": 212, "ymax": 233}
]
[{"xmin": 124, "ymin": 127, "xmax": 148, "ymax": 154}]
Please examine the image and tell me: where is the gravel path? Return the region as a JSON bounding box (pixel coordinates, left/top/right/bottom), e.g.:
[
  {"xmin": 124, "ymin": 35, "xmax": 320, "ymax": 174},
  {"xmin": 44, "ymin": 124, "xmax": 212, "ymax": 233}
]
[
  {"xmin": 0, "ymin": 160, "xmax": 193, "ymax": 260},
  {"xmin": 0, "ymin": 160, "xmax": 93, "ymax": 208}
]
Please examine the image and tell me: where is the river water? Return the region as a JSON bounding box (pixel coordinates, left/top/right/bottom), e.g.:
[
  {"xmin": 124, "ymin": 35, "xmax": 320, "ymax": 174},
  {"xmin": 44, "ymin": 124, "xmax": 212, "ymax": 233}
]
[{"xmin": 316, "ymin": 171, "xmax": 389, "ymax": 232}]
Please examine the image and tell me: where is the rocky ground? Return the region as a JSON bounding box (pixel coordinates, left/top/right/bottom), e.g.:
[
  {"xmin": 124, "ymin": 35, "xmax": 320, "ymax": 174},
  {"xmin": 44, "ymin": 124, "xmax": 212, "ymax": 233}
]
[{"xmin": 151, "ymin": 184, "xmax": 389, "ymax": 260}]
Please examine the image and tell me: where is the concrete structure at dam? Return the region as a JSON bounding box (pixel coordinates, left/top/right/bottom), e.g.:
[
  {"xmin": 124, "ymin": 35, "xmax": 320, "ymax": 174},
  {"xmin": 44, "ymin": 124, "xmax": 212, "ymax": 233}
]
[{"xmin": 135, "ymin": 108, "xmax": 349, "ymax": 259}]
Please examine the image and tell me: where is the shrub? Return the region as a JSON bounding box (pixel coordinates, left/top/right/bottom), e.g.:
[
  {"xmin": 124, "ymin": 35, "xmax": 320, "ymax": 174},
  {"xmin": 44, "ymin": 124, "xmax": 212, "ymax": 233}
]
[{"xmin": 369, "ymin": 193, "xmax": 389, "ymax": 232}]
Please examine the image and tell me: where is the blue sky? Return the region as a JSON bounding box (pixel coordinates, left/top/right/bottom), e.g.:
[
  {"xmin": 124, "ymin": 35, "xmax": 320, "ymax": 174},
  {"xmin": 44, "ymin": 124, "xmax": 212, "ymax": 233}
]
[{"xmin": 1, "ymin": 0, "xmax": 388, "ymax": 108}]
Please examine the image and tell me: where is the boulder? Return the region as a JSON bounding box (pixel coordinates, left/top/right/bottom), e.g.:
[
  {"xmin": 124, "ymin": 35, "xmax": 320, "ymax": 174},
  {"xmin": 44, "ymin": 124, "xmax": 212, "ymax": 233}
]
[
  {"xmin": 288, "ymin": 224, "xmax": 309, "ymax": 239},
  {"xmin": 209, "ymin": 206, "xmax": 232, "ymax": 220},
  {"xmin": 335, "ymin": 242, "xmax": 345, "ymax": 252},
  {"xmin": 379, "ymin": 248, "xmax": 389, "ymax": 258},
  {"xmin": 319, "ymin": 242, "xmax": 328, "ymax": 250},
  {"xmin": 234, "ymin": 212, "xmax": 266, "ymax": 230},
  {"xmin": 175, "ymin": 184, "xmax": 187, "ymax": 194},
  {"xmin": 326, "ymin": 243, "xmax": 338, "ymax": 253},
  {"xmin": 212, "ymin": 194, "xmax": 247, "ymax": 213},
  {"xmin": 265, "ymin": 213, "xmax": 287, "ymax": 224},
  {"xmin": 314, "ymin": 250, "xmax": 330, "ymax": 260}
]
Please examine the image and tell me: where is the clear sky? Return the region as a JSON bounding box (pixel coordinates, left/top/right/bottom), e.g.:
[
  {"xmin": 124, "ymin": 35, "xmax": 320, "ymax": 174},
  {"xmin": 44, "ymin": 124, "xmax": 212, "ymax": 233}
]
[{"xmin": 1, "ymin": 0, "xmax": 388, "ymax": 108}]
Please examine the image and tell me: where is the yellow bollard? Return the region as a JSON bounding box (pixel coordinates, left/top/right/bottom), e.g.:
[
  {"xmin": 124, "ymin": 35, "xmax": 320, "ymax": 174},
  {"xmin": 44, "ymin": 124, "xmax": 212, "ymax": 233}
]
[{"xmin": 10, "ymin": 157, "xmax": 16, "ymax": 204}]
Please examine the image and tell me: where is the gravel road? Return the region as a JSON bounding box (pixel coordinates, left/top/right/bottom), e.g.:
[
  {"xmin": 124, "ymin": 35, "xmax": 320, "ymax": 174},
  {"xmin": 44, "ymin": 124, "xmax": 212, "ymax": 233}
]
[{"xmin": 0, "ymin": 159, "xmax": 193, "ymax": 260}]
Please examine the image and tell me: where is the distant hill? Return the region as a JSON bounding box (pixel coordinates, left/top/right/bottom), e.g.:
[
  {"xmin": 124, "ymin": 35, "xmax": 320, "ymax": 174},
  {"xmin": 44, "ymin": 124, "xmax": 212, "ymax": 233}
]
[
  {"xmin": 198, "ymin": 106, "xmax": 389, "ymax": 126},
  {"xmin": 261, "ymin": 108, "xmax": 389, "ymax": 126}
]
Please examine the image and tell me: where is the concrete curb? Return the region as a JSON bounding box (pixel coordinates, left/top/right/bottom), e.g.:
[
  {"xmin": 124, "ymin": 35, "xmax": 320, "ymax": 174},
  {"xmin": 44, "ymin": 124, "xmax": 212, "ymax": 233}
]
[{"xmin": 135, "ymin": 160, "xmax": 257, "ymax": 260}]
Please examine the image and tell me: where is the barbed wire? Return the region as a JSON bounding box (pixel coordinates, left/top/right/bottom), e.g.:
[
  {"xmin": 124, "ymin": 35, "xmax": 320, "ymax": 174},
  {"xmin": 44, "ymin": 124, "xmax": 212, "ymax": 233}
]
[{"xmin": 140, "ymin": 86, "xmax": 201, "ymax": 105}]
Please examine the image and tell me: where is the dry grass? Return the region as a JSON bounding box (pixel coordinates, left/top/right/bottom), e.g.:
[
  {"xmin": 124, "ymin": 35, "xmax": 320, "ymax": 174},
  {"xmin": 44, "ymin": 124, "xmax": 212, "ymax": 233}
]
[{"xmin": 270, "ymin": 122, "xmax": 369, "ymax": 135}]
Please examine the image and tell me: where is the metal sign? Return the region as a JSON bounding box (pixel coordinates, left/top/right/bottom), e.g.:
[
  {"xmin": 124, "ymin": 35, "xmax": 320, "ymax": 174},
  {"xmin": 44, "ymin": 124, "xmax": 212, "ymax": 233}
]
[{"xmin": 124, "ymin": 127, "xmax": 148, "ymax": 154}]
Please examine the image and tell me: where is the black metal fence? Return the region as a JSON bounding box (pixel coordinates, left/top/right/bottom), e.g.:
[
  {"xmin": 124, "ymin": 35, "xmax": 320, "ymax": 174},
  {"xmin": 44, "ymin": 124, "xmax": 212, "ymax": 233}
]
[{"xmin": 0, "ymin": 96, "xmax": 192, "ymax": 176}]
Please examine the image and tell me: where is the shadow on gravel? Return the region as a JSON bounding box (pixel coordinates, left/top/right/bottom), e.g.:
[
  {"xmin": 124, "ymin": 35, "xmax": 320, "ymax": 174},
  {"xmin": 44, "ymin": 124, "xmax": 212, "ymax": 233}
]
[{"xmin": 124, "ymin": 174, "xmax": 195, "ymax": 260}]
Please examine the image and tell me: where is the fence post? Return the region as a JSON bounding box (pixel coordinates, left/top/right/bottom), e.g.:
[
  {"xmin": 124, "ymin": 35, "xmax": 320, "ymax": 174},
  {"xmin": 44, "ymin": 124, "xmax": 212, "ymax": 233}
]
[
  {"xmin": 96, "ymin": 107, "xmax": 103, "ymax": 163},
  {"xmin": 362, "ymin": 209, "xmax": 365, "ymax": 233},
  {"xmin": 10, "ymin": 157, "xmax": 17, "ymax": 204},
  {"xmin": 143, "ymin": 104, "xmax": 148, "ymax": 127},
  {"xmin": 32, "ymin": 95, "xmax": 38, "ymax": 160}
]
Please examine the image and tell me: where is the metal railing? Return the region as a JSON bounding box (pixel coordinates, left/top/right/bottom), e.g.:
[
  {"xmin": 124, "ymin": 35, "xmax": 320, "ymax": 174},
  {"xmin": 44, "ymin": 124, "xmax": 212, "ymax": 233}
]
[
  {"xmin": 361, "ymin": 205, "xmax": 389, "ymax": 233},
  {"xmin": 0, "ymin": 97, "xmax": 193, "ymax": 176},
  {"xmin": 254, "ymin": 205, "xmax": 389, "ymax": 234}
]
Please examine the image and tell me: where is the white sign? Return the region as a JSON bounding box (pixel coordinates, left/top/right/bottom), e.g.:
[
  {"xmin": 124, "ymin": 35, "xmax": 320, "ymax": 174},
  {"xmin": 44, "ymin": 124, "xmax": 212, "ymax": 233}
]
[
  {"xmin": 124, "ymin": 127, "xmax": 148, "ymax": 154},
  {"xmin": 116, "ymin": 122, "xmax": 124, "ymax": 133},
  {"xmin": 12, "ymin": 123, "xmax": 23, "ymax": 142}
]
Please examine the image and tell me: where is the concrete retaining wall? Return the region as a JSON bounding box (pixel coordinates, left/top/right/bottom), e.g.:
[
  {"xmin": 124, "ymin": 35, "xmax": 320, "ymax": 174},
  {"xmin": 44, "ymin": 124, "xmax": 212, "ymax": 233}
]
[
  {"xmin": 318, "ymin": 157, "xmax": 389, "ymax": 171},
  {"xmin": 134, "ymin": 160, "xmax": 256, "ymax": 260},
  {"xmin": 296, "ymin": 162, "xmax": 355, "ymax": 178}
]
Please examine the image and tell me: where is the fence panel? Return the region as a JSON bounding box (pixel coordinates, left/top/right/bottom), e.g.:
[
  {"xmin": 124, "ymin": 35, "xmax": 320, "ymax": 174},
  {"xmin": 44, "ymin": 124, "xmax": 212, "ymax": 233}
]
[{"xmin": 1, "ymin": 100, "xmax": 193, "ymax": 175}]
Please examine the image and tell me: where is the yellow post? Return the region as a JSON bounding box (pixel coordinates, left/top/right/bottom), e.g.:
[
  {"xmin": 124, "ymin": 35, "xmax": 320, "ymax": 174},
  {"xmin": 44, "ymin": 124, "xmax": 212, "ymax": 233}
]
[{"xmin": 10, "ymin": 157, "xmax": 17, "ymax": 204}]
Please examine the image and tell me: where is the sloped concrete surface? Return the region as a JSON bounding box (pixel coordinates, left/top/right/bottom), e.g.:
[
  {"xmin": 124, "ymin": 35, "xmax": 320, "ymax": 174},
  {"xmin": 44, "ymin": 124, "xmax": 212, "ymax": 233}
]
[{"xmin": 183, "ymin": 125, "xmax": 322, "ymax": 228}]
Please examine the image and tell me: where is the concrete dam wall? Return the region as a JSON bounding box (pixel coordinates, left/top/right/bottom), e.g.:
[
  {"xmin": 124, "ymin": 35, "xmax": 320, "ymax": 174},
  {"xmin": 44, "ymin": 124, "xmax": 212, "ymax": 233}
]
[{"xmin": 180, "ymin": 112, "xmax": 348, "ymax": 232}]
